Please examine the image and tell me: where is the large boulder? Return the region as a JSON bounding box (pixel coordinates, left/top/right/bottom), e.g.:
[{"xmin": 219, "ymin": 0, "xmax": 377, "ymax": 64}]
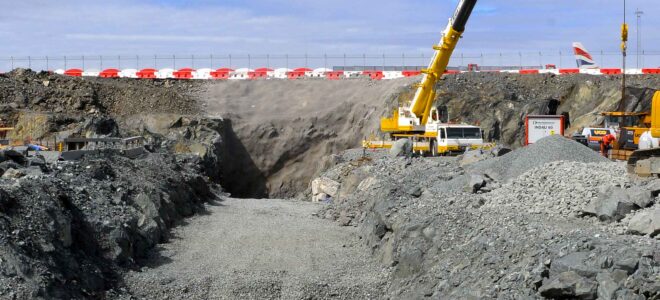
[
  {"xmin": 550, "ymin": 252, "xmax": 599, "ymax": 278},
  {"xmin": 627, "ymin": 208, "xmax": 660, "ymax": 237},
  {"xmin": 596, "ymin": 270, "xmax": 628, "ymax": 300},
  {"xmin": 582, "ymin": 186, "xmax": 649, "ymax": 222},
  {"xmin": 389, "ymin": 138, "xmax": 412, "ymax": 158},
  {"xmin": 311, "ymin": 177, "xmax": 340, "ymax": 202},
  {"xmin": 466, "ymin": 174, "xmax": 487, "ymax": 194},
  {"xmin": 539, "ymin": 271, "xmax": 598, "ymax": 300}
]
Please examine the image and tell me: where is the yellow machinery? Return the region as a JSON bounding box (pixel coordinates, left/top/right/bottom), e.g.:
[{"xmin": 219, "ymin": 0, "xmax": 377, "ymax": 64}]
[
  {"xmin": 628, "ymin": 91, "xmax": 660, "ymax": 175},
  {"xmin": 366, "ymin": 0, "xmax": 486, "ymax": 156},
  {"xmin": 602, "ymin": 111, "xmax": 651, "ymax": 160}
]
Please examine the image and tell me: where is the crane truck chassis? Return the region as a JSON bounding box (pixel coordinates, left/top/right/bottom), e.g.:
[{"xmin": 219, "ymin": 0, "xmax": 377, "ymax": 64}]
[{"xmin": 363, "ymin": 0, "xmax": 488, "ymax": 156}]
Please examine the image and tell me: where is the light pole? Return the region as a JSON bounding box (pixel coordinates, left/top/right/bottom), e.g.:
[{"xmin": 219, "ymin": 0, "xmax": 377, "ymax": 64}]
[{"xmin": 635, "ymin": 8, "xmax": 644, "ymax": 69}]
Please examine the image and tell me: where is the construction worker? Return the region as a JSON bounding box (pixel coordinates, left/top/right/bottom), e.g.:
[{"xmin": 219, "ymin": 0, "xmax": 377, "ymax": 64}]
[{"xmin": 601, "ymin": 133, "xmax": 616, "ymax": 158}]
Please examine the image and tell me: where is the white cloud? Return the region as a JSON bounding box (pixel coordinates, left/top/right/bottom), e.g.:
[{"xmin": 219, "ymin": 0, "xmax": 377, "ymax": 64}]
[{"xmin": 0, "ymin": 0, "xmax": 658, "ymax": 70}]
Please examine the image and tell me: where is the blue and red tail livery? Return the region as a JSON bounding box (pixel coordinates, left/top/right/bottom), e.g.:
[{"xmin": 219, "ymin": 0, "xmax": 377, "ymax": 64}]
[{"xmin": 572, "ymin": 42, "xmax": 599, "ymax": 69}]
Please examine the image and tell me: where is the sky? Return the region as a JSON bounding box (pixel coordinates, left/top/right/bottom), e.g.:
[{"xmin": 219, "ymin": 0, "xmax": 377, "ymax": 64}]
[{"xmin": 0, "ymin": 0, "xmax": 658, "ymax": 70}]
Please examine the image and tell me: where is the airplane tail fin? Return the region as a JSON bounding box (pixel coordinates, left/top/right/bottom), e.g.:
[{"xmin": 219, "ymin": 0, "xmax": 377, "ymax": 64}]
[{"xmin": 573, "ymin": 42, "xmax": 599, "ymax": 69}]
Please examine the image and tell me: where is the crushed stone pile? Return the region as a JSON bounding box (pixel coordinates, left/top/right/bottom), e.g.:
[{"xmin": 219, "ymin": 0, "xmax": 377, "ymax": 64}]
[
  {"xmin": 316, "ymin": 143, "xmax": 659, "ymax": 299},
  {"xmin": 484, "ymin": 161, "xmax": 630, "ymax": 218},
  {"xmin": 469, "ymin": 135, "xmax": 609, "ymax": 182}
]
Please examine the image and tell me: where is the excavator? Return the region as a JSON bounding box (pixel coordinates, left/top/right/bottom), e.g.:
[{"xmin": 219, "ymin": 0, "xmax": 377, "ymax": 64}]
[
  {"xmin": 363, "ymin": 0, "xmax": 485, "ymax": 156},
  {"xmin": 628, "ymin": 91, "xmax": 660, "ymax": 176}
]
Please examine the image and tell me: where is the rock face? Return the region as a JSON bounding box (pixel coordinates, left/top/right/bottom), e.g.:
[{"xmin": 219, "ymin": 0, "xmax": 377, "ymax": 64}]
[
  {"xmin": 0, "ymin": 151, "xmax": 218, "ymax": 299},
  {"xmin": 437, "ymin": 73, "xmax": 660, "ymax": 147}
]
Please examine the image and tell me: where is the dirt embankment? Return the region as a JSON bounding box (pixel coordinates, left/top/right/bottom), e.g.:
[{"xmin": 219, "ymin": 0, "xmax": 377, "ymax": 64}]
[{"xmin": 201, "ymin": 79, "xmax": 417, "ymax": 198}]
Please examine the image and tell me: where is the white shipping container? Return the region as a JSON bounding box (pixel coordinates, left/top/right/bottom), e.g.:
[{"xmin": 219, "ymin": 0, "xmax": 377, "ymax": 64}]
[{"xmin": 525, "ymin": 115, "xmax": 565, "ymax": 145}]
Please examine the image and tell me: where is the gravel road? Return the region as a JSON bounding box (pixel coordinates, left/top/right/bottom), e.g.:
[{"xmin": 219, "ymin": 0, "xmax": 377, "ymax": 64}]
[{"xmin": 121, "ymin": 198, "xmax": 389, "ymax": 299}]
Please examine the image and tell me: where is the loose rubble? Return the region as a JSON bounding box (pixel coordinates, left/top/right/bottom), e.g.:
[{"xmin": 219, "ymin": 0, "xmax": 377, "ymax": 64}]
[{"xmin": 318, "ymin": 136, "xmax": 659, "ymax": 299}]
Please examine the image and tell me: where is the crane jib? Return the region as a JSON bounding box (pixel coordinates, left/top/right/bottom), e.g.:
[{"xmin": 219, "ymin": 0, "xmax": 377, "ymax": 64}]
[{"xmin": 452, "ymin": 0, "xmax": 478, "ymax": 32}]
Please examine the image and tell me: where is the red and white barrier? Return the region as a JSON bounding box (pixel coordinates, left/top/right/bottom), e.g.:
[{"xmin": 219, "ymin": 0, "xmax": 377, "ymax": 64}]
[{"xmin": 40, "ymin": 66, "xmax": 658, "ymax": 81}]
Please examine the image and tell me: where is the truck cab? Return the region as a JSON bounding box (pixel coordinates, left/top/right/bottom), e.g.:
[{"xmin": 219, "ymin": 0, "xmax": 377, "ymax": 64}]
[{"xmin": 437, "ymin": 125, "xmax": 484, "ymax": 154}]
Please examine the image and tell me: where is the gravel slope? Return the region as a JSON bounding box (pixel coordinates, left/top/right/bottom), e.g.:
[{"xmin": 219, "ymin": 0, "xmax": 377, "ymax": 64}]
[{"xmin": 121, "ymin": 198, "xmax": 389, "ymax": 299}]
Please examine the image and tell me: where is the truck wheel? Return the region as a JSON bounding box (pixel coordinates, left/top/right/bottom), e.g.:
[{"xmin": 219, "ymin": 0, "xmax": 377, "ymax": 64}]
[{"xmin": 430, "ymin": 139, "xmax": 438, "ymax": 157}]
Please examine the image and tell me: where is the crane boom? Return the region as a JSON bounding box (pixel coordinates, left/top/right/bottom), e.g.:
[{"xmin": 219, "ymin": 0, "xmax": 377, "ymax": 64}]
[
  {"xmin": 365, "ymin": 0, "xmax": 485, "ymax": 157},
  {"xmin": 381, "ymin": 0, "xmax": 477, "ymax": 132}
]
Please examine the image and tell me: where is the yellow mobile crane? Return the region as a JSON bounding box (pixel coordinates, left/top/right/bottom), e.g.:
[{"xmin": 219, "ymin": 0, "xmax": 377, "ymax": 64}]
[{"xmin": 364, "ymin": 0, "xmax": 485, "ymax": 156}]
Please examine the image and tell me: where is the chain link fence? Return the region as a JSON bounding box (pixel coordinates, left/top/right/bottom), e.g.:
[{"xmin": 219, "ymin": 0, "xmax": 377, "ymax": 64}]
[{"xmin": 1, "ymin": 51, "xmax": 659, "ymax": 72}]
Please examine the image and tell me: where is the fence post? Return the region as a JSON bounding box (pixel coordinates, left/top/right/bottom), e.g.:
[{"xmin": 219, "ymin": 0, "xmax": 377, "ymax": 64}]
[
  {"xmin": 118, "ymin": 55, "xmax": 121, "ymax": 69},
  {"xmin": 191, "ymin": 54, "xmax": 195, "ymax": 69},
  {"xmin": 64, "ymin": 56, "xmax": 67, "ymax": 70},
  {"xmin": 248, "ymin": 54, "xmax": 251, "ymax": 69},
  {"xmin": 211, "ymin": 54, "xmax": 214, "ymax": 69},
  {"xmin": 27, "ymin": 56, "xmax": 31, "ymax": 69},
  {"xmin": 518, "ymin": 52, "xmax": 522, "ymax": 69},
  {"xmin": 173, "ymin": 55, "xmax": 176, "ymax": 69},
  {"xmin": 324, "ymin": 54, "xmax": 327, "ymax": 69},
  {"xmin": 343, "ymin": 54, "xmax": 346, "ymax": 70},
  {"xmin": 46, "ymin": 56, "xmax": 49, "ymax": 71},
  {"xmin": 229, "ymin": 54, "xmax": 233, "ymax": 69},
  {"xmin": 100, "ymin": 55, "xmax": 103, "ymax": 70}
]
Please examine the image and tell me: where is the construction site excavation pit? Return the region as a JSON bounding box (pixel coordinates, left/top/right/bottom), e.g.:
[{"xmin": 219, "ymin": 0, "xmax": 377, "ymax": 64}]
[{"xmin": 0, "ymin": 70, "xmax": 658, "ymax": 299}]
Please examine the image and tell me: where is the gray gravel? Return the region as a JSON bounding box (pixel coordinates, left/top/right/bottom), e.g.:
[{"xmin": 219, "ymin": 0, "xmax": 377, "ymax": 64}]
[
  {"xmin": 121, "ymin": 198, "xmax": 389, "ymax": 300},
  {"xmin": 484, "ymin": 161, "xmax": 630, "ymax": 218},
  {"xmin": 318, "ymin": 136, "xmax": 659, "ymax": 299},
  {"xmin": 469, "ymin": 135, "xmax": 609, "ymax": 182}
]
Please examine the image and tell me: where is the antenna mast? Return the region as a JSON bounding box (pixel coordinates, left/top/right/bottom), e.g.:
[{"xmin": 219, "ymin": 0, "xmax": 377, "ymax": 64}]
[{"xmin": 620, "ymin": 0, "xmax": 628, "ymax": 111}]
